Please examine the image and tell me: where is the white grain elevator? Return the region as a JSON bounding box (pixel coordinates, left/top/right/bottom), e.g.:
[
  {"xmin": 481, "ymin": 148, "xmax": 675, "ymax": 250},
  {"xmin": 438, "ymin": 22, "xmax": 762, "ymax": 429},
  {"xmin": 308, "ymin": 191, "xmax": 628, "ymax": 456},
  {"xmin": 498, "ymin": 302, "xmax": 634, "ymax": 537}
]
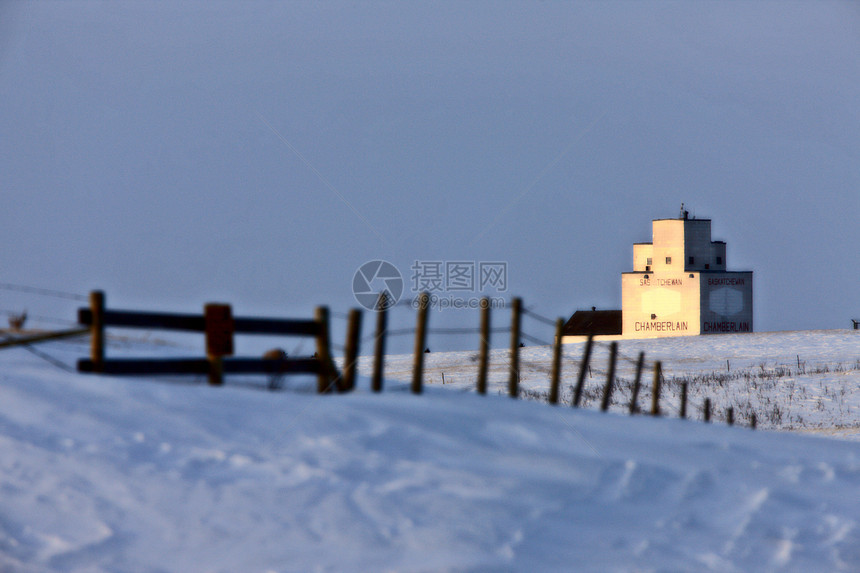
[{"xmin": 621, "ymin": 208, "xmax": 753, "ymax": 338}]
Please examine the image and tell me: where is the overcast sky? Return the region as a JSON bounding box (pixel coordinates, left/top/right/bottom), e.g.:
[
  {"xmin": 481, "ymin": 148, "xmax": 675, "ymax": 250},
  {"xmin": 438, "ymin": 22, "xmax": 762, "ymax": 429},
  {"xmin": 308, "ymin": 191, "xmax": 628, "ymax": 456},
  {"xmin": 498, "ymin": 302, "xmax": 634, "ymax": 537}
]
[{"xmin": 2, "ymin": 1, "xmax": 858, "ymax": 352}]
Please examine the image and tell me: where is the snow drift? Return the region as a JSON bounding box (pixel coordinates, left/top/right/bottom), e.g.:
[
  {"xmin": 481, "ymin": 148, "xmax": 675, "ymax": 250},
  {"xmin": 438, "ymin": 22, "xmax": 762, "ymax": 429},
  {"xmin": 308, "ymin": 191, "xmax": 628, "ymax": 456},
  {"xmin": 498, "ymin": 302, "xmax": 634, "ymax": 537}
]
[{"xmin": 1, "ymin": 331, "xmax": 859, "ymax": 572}]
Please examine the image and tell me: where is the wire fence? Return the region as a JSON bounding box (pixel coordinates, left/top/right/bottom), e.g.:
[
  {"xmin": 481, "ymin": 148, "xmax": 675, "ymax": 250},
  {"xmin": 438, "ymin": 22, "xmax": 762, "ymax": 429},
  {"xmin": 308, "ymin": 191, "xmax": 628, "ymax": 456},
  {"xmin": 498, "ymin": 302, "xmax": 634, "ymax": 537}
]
[
  {"xmin": 332, "ymin": 299, "xmax": 662, "ymax": 381},
  {"xmin": 1, "ymin": 282, "xmax": 564, "ymax": 352},
  {"xmin": 3, "ymin": 288, "xmax": 751, "ymax": 429},
  {"xmin": 335, "ymin": 298, "xmax": 562, "ymax": 352},
  {"xmin": 2, "ymin": 283, "xmax": 656, "ymax": 379}
]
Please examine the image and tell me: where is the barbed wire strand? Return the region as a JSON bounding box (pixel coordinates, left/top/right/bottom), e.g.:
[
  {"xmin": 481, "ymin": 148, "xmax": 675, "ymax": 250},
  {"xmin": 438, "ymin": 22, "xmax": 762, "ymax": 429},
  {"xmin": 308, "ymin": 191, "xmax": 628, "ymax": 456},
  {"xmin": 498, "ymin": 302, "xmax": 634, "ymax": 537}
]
[
  {"xmin": 521, "ymin": 307, "xmax": 561, "ymax": 327},
  {"xmin": 520, "ymin": 332, "xmax": 553, "ymax": 346},
  {"xmin": 0, "ymin": 283, "xmax": 88, "ymax": 301},
  {"xmin": 21, "ymin": 344, "xmax": 77, "ymax": 372}
]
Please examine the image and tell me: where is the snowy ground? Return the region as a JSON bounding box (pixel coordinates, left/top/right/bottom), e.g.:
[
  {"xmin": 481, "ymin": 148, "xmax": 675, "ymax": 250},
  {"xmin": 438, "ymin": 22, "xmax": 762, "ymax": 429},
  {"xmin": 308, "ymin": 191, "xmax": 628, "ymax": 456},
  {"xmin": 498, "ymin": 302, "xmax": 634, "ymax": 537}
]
[
  {"xmin": 0, "ymin": 330, "xmax": 859, "ymax": 571},
  {"xmin": 365, "ymin": 330, "xmax": 860, "ymax": 437}
]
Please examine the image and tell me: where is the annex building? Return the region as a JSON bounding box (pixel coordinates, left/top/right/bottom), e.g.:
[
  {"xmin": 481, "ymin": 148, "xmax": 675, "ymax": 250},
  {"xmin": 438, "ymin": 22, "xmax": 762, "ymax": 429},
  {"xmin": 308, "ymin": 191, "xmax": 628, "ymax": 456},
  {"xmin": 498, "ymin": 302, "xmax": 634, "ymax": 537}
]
[{"xmin": 563, "ymin": 208, "xmax": 753, "ymax": 341}]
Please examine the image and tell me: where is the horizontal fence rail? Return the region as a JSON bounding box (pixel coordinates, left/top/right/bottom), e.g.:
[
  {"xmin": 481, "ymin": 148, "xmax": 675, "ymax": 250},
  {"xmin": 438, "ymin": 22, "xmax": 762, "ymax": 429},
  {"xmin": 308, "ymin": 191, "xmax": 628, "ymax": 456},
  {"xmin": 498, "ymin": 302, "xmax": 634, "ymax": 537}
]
[
  {"xmin": 78, "ymin": 309, "xmax": 320, "ymax": 337},
  {"xmin": 78, "ymin": 357, "xmax": 322, "ymax": 376}
]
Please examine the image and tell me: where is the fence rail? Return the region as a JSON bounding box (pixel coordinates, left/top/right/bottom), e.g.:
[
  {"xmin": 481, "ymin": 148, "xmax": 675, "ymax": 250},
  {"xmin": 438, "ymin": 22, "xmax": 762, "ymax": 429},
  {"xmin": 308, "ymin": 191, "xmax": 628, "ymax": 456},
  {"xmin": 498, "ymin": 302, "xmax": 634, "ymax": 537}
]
[
  {"xmin": 78, "ymin": 357, "xmax": 322, "ymax": 376},
  {"xmin": 78, "ymin": 309, "xmax": 321, "ymax": 337}
]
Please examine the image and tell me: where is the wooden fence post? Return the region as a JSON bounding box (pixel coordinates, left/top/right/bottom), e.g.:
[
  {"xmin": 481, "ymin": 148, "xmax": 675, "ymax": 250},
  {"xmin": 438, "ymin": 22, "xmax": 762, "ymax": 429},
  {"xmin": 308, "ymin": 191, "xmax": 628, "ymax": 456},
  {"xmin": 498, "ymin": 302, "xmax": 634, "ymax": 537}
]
[
  {"xmin": 90, "ymin": 290, "xmax": 105, "ymax": 373},
  {"xmin": 412, "ymin": 293, "xmax": 430, "ymax": 394},
  {"xmin": 204, "ymin": 303, "xmax": 233, "ymax": 386},
  {"xmin": 548, "ymin": 318, "xmax": 563, "ymax": 405},
  {"xmin": 477, "ymin": 297, "xmax": 490, "ymax": 395},
  {"xmin": 650, "ymin": 361, "xmax": 662, "ymax": 416},
  {"xmin": 726, "ymin": 407, "xmax": 734, "ymax": 426},
  {"xmin": 508, "ymin": 298, "xmax": 522, "ymax": 398},
  {"xmin": 209, "ymin": 355, "xmax": 224, "ymax": 387},
  {"xmin": 629, "ymin": 351, "xmax": 644, "ymax": 414},
  {"xmin": 750, "ymin": 413, "xmax": 757, "ymax": 430},
  {"xmin": 340, "ymin": 308, "xmax": 362, "ymax": 393},
  {"xmin": 703, "ymin": 397, "xmax": 711, "ymax": 422},
  {"xmin": 371, "ymin": 293, "xmax": 387, "ymax": 393},
  {"xmin": 315, "ymin": 306, "xmax": 335, "ymax": 394},
  {"xmin": 679, "ymin": 381, "xmax": 688, "ymax": 419},
  {"xmin": 572, "ymin": 334, "xmax": 593, "ymax": 407},
  {"xmin": 600, "ymin": 342, "xmax": 617, "ymax": 411}
]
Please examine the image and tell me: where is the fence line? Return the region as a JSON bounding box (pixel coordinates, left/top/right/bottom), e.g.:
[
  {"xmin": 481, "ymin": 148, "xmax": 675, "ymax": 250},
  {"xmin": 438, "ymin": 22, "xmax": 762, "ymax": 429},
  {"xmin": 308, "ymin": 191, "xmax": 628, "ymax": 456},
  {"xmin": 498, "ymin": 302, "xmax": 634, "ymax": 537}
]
[
  {"xmin": 363, "ymin": 299, "xmax": 559, "ymax": 348},
  {"xmin": 1, "ymin": 288, "xmax": 754, "ymax": 431}
]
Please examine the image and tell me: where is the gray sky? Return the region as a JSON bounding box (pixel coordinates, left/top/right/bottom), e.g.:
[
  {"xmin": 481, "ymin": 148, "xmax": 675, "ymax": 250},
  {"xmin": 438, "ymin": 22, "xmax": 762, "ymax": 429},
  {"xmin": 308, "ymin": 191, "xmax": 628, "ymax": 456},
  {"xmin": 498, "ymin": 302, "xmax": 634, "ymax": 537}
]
[{"xmin": 2, "ymin": 1, "xmax": 858, "ymax": 352}]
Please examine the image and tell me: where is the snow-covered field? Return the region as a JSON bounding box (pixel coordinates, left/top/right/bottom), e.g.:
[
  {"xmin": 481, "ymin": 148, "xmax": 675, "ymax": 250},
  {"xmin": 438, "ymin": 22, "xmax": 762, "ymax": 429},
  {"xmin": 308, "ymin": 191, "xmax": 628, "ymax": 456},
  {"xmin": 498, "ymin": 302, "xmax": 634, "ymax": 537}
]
[
  {"xmin": 367, "ymin": 330, "xmax": 860, "ymax": 437},
  {"xmin": 1, "ymin": 329, "xmax": 859, "ymax": 572}
]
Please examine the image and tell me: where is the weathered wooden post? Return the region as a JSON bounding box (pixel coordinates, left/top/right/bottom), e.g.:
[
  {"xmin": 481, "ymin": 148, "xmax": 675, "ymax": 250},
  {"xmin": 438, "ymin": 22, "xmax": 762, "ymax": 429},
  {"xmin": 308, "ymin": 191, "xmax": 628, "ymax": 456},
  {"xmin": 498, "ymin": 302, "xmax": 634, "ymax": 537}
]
[
  {"xmin": 315, "ymin": 306, "xmax": 335, "ymax": 393},
  {"xmin": 477, "ymin": 297, "xmax": 491, "ymax": 395},
  {"xmin": 371, "ymin": 293, "xmax": 388, "ymax": 393},
  {"xmin": 726, "ymin": 407, "xmax": 734, "ymax": 426},
  {"xmin": 89, "ymin": 290, "xmax": 105, "ymax": 373},
  {"xmin": 340, "ymin": 308, "xmax": 362, "ymax": 393},
  {"xmin": 629, "ymin": 351, "xmax": 644, "ymax": 414},
  {"xmin": 572, "ymin": 334, "xmax": 593, "ymax": 407},
  {"xmin": 750, "ymin": 413, "xmax": 757, "ymax": 429},
  {"xmin": 679, "ymin": 381, "xmax": 688, "ymax": 419},
  {"xmin": 508, "ymin": 297, "xmax": 522, "ymax": 398},
  {"xmin": 204, "ymin": 303, "xmax": 234, "ymax": 386},
  {"xmin": 600, "ymin": 342, "xmax": 617, "ymax": 412},
  {"xmin": 703, "ymin": 397, "xmax": 712, "ymax": 422},
  {"xmin": 412, "ymin": 293, "xmax": 430, "ymax": 394},
  {"xmin": 548, "ymin": 318, "xmax": 564, "ymax": 405},
  {"xmin": 650, "ymin": 361, "xmax": 662, "ymax": 416}
]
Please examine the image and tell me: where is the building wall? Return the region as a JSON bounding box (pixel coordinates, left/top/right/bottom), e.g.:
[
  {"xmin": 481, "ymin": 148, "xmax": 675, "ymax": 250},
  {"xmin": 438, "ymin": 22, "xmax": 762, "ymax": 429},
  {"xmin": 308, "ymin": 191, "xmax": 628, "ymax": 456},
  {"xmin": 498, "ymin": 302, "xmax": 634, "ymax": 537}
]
[
  {"xmin": 683, "ymin": 219, "xmax": 713, "ymax": 270},
  {"xmin": 710, "ymin": 242, "xmax": 727, "ymax": 271},
  {"xmin": 699, "ymin": 272, "xmax": 753, "ymax": 333},
  {"xmin": 633, "ymin": 243, "xmax": 654, "ymax": 272},
  {"xmin": 621, "ymin": 271, "xmax": 701, "ymax": 338},
  {"xmin": 651, "ymin": 220, "xmax": 685, "ymax": 273}
]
